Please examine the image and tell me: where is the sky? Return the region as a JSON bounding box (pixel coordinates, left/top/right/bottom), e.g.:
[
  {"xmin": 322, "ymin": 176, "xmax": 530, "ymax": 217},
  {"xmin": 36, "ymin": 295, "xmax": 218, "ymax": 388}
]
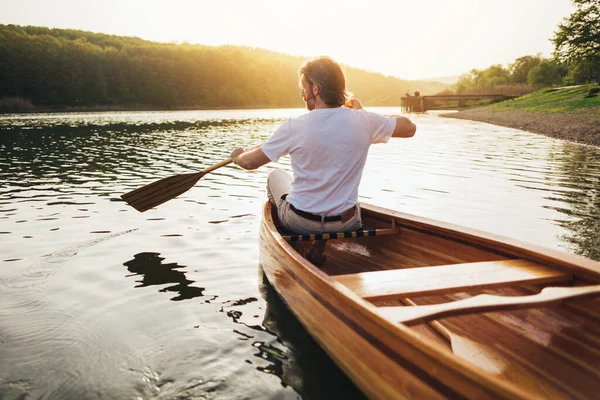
[{"xmin": 0, "ymin": 0, "xmax": 576, "ymax": 81}]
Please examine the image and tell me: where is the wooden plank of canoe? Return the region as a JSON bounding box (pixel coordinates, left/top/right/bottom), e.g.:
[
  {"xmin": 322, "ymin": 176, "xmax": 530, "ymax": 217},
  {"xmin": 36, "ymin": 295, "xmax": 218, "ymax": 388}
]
[
  {"xmin": 362, "ymin": 203, "xmax": 600, "ymax": 281},
  {"xmin": 335, "ymin": 259, "xmax": 572, "ymax": 301},
  {"xmin": 334, "ymin": 220, "xmax": 512, "ymax": 272},
  {"xmin": 323, "ymin": 237, "xmax": 392, "ymax": 275},
  {"xmin": 393, "ymin": 226, "xmax": 512, "ymax": 264},
  {"xmin": 361, "ymin": 214, "xmax": 513, "ymax": 265},
  {"xmin": 322, "ymin": 231, "xmax": 511, "ymax": 276}
]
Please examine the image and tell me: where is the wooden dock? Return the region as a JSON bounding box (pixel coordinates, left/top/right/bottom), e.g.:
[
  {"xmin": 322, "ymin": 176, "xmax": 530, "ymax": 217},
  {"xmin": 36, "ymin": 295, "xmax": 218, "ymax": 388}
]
[{"xmin": 401, "ymin": 94, "xmax": 517, "ymax": 112}]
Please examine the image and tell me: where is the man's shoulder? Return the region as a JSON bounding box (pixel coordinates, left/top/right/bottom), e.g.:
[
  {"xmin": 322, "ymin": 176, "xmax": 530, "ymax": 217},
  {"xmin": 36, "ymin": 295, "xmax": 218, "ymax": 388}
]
[
  {"xmin": 285, "ymin": 112, "xmax": 311, "ymax": 129},
  {"xmin": 292, "ymin": 112, "xmax": 310, "ymax": 121}
]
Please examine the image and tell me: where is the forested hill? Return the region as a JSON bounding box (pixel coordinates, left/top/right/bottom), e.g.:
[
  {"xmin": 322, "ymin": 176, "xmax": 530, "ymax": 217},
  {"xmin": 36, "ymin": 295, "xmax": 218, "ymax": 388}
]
[{"xmin": 0, "ymin": 24, "xmax": 447, "ymax": 109}]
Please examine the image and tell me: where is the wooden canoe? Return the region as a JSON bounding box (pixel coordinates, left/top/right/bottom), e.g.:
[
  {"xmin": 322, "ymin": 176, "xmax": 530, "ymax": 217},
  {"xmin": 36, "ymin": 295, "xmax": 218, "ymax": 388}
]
[{"xmin": 259, "ymin": 201, "xmax": 600, "ymax": 400}]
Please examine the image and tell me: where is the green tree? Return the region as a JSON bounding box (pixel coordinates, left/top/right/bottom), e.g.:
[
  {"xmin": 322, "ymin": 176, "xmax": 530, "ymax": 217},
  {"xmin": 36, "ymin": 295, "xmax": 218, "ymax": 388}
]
[
  {"xmin": 478, "ymin": 65, "xmax": 511, "ymax": 88},
  {"xmin": 562, "ymin": 58, "xmax": 598, "ymax": 84},
  {"xmin": 528, "ymin": 60, "xmax": 567, "ymax": 88},
  {"xmin": 454, "ymin": 70, "xmax": 477, "ymax": 93},
  {"xmin": 510, "ymin": 55, "xmax": 542, "ymax": 84},
  {"xmin": 552, "ymin": 0, "xmax": 600, "ymax": 83},
  {"xmin": 0, "ymin": 23, "xmax": 450, "ymax": 109}
]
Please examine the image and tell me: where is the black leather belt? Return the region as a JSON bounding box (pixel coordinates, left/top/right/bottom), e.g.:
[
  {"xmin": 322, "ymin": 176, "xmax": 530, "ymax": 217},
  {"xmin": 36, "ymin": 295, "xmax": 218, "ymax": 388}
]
[{"xmin": 281, "ymin": 194, "xmax": 354, "ymax": 222}]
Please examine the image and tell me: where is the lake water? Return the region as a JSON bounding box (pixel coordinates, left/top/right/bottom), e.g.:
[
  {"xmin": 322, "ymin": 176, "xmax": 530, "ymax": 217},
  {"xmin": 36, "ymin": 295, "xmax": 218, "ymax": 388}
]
[{"xmin": 1, "ymin": 108, "xmax": 599, "ymax": 399}]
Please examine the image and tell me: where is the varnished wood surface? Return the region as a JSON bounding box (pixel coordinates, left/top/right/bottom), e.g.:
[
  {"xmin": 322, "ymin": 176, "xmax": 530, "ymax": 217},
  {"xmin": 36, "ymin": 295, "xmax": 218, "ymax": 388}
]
[
  {"xmin": 260, "ymin": 233, "xmax": 527, "ymax": 398},
  {"xmin": 121, "ymin": 158, "xmax": 233, "ymax": 212},
  {"xmin": 360, "ymin": 202, "xmax": 600, "ymax": 397},
  {"xmin": 403, "ymin": 290, "xmax": 600, "ymax": 400},
  {"xmin": 335, "ymin": 259, "xmax": 571, "ymax": 300},
  {"xmin": 260, "ymin": 201, "xmax": 600, "ymax": 399},
  {"xmin": 376, "ymin": 284, "xmax": 600, "ymax": 325},
  {"xmin": 362, "ymin": 203, "xmax": 600, "ymax": 281}
]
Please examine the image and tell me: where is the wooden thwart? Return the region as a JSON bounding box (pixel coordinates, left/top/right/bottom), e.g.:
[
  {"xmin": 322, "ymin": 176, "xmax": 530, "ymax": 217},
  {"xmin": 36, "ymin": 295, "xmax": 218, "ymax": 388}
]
[
  {"xmin": 335, "ymin": 259, "xmax": 572, "ymax": 300},
  {"xmin": 376, "ymin": 284, "xmax": 600, "ymax": 325}
]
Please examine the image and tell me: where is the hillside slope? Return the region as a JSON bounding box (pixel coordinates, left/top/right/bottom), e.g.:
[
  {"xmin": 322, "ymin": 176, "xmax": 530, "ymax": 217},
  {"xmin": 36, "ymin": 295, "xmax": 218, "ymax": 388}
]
[{"xmin": 0, "ymin": 24, "xmax": 447, "ymax": 111}]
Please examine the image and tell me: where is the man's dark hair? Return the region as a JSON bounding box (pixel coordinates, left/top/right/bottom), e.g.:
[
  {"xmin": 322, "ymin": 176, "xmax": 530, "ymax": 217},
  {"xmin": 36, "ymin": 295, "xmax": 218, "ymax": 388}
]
[{"xmin": 299, "ymin": 56, "xmax": 351, "ymax": 107}]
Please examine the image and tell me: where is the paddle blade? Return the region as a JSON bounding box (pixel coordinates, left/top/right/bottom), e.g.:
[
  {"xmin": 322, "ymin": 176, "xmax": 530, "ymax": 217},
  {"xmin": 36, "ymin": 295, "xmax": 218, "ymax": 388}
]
[{"xmin": 121, "ymin": 172, "xmax": 203, "ymax": 212}]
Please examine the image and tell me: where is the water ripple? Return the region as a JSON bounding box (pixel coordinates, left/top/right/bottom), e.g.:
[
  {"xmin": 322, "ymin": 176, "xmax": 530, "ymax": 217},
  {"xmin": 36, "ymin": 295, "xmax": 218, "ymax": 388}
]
[{"xmin": 1, "ymin": 109, "xmax": 599, "ymax": 399}]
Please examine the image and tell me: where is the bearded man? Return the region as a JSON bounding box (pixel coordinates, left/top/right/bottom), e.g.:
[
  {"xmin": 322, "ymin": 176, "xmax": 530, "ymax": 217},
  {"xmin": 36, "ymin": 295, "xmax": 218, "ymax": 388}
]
[{"xmin": 230, "ymin": 56, "xmax": 416, "ymax": 264}]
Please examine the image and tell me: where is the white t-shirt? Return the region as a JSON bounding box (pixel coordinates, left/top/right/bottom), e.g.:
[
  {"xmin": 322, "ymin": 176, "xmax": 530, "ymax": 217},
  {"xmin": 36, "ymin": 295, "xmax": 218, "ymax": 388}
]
[{"xmin": 261, "ymin": 107, "xmax": 397, "ymax": 215}]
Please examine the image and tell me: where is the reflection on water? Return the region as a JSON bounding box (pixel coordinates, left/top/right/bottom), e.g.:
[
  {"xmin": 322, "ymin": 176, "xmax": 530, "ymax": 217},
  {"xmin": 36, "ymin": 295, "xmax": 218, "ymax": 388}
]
[
  {"xmin": 1, "ymin": 108, "xmax": 599, "ymax": 399},
  {"xmin": 124, "ymin": 252, "xmax": 206, "ymax": 301},
  {"xmin": 119, "ymin": 250, "xmax": 361, "ymax": 399},
  {"xmin": 549, "ymin": 143, "xmax": 600, "ymax": 260}
]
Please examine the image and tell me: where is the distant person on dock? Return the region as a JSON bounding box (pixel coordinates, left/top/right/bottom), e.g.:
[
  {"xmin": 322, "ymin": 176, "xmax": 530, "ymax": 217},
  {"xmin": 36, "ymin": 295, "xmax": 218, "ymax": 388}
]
[
  {"xmin": 405, "ymin": 90, "xmax": 413, "ymax": 97},
  {"xmin": 414, "ymin": 90, "xmax": 420, "ymax": 97},
  {"xmin": 229, "ymin": 56, "xmax": 416, "ymax": 265}
]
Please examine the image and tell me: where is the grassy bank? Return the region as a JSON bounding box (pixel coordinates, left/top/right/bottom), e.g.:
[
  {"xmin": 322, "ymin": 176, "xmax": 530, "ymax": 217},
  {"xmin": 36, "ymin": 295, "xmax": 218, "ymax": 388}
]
[{"xmin": 443, "ymin": 84, "xmax": 600, "ymax": 146}]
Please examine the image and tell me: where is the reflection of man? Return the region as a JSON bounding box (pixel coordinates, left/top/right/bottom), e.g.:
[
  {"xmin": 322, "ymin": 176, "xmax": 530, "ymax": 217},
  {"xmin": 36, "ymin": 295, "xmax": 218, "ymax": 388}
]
[{"xmin": 230, "ymin": 56, "xmax": 416, "ymax": 264}]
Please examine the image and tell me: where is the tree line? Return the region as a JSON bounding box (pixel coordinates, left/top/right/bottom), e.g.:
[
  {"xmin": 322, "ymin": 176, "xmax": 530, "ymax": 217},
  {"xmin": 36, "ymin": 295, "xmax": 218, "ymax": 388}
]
[
  {"xmin": 0, "ymin": 24, "xmax": 446, "ymax": 111},
  {"xmin": 453, "ymin": 55, "xmax": 568, "ymax": 95},
  {"xmin": 454, "ymin": 0, "xmax": 599, "ymax": 95}
]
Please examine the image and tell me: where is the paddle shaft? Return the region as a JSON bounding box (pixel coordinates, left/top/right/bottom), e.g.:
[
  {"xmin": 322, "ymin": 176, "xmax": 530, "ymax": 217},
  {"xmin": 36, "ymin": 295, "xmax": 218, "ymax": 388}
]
[
  {"xmin": 200, "ymin": 157, "xmax": 233, "ymax": 176},
  {"xmin": 378, "ymin": 284, "xmax": 600, "ymax": 325},
  {"xmin": 121, "ymin": 146, "xmax": 259, "ymax": 212},
  {"xmin": 198, "ymin": 143, "xmax": 263, "ymax": 176}
]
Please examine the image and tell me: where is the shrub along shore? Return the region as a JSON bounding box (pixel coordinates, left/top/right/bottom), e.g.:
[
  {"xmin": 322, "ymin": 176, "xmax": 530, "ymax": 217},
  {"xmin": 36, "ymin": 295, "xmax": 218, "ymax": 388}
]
[{"xmin": 442, "ymin": 84, "xmax": 600, "ymax": 147}]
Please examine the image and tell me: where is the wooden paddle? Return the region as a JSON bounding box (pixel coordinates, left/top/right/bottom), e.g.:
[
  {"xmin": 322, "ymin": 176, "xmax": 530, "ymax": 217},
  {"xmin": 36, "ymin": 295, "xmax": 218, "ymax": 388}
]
[
  {"xmin": 399, "ymin": 297, "xmax": 506, "ymax": 374},
  {"xmin": 377, "ymin": 284, "xmax": 600, "ymax": 325},
  {"xmin": 432, "ymin": 320, "xmax": 506, "ymax": 374},
  {"xmin": 121, "ymin": 158, "xmax": 233, "ymax": 212}
]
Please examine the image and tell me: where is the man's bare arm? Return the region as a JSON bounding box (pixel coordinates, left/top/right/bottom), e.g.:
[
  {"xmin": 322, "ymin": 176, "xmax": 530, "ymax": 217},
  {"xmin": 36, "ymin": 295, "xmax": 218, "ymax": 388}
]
[
  {"xmin": 392, "ymin": 117, "xmax": 417, "ymax": 138},
  {"xmin": 230, "ymin": 146, "xmax": 271, "ymax": 170}
]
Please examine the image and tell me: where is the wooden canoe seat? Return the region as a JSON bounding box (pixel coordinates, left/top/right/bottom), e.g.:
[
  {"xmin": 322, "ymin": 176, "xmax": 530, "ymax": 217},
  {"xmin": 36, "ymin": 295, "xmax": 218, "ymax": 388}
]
[
  {"xmin": 335, "ymin": 259, "xmax": 572, "ymax": 301},
  {"xmin": 277, "ymin": 225, "xmax": 397, "ymax": 242}
]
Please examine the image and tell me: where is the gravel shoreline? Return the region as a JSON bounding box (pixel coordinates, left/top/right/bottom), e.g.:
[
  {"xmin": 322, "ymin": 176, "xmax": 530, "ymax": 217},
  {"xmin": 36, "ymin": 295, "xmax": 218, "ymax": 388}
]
[{"xmin": 442, "ymin": 108, "xmax": 600, "ymax": 147}]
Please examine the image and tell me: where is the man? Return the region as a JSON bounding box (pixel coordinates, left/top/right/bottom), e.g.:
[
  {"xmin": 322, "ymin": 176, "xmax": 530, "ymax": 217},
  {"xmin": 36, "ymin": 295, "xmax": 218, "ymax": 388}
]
[{"xmin": 230, "ymin": 56, "xmax": 416, "ymax": 264}]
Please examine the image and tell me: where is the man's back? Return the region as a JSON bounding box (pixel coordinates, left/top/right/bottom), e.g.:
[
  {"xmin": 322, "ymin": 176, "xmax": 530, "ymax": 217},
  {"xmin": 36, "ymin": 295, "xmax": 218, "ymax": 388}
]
[
  {"xmin": 262, "ymin": 107, "xmax": 396, "ymax": 215},
  {"xmin": 229, "ymin": 55, "xmax": 414, "ymax": 264}
]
